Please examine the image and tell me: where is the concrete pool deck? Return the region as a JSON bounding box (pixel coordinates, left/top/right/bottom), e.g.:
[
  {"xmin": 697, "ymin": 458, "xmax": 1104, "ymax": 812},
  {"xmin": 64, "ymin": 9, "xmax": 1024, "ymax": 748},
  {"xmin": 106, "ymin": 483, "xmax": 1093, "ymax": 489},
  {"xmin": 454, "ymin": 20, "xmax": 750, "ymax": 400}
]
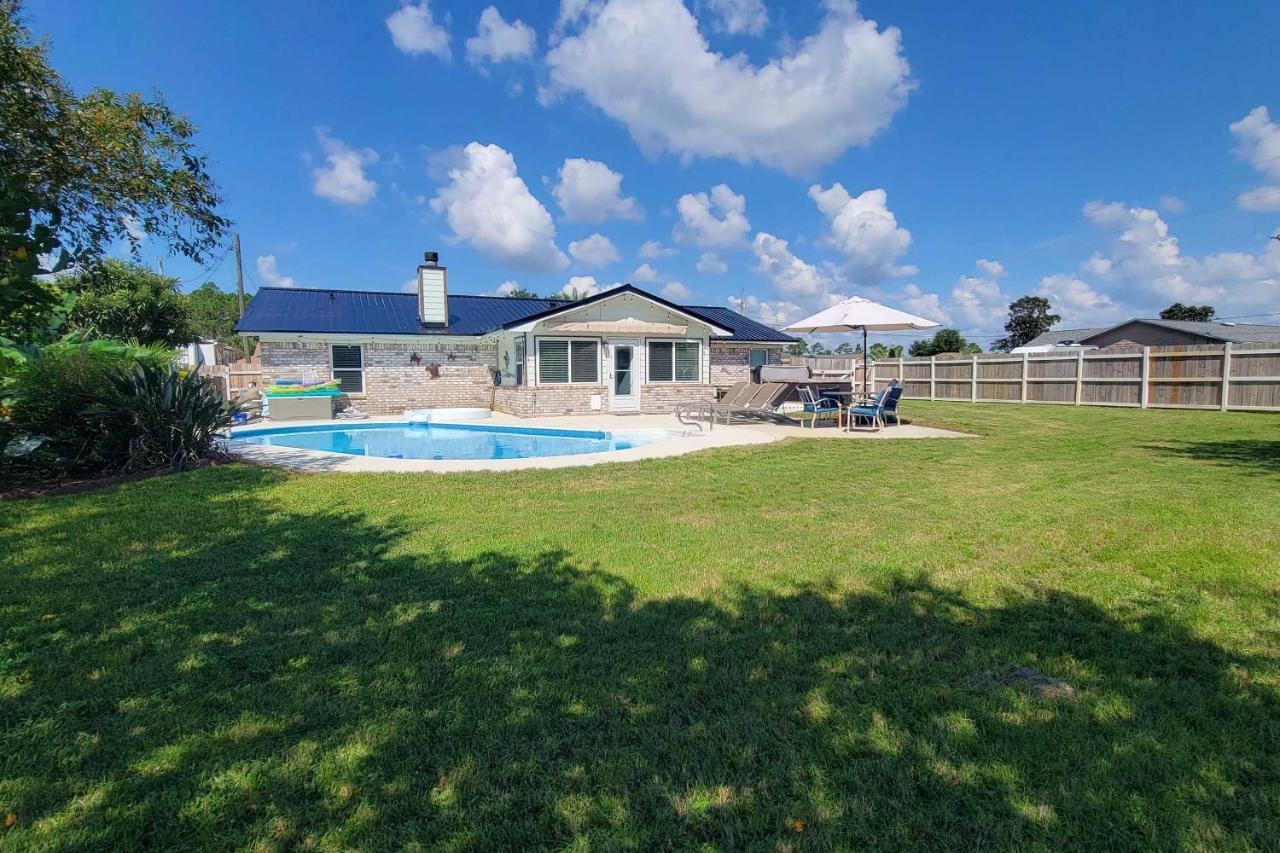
[{"xmin": 226, "ymin": 413, "xmax": 968, "ymax": 474}]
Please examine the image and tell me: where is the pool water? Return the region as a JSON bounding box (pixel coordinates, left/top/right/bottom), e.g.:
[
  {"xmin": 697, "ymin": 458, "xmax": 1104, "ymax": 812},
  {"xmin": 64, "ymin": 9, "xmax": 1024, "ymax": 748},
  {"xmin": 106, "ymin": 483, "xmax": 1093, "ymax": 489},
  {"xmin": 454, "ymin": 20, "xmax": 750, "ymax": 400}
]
[{"xmin": 231, "ymin": 422, "xmax": 658, "ymax": 460}]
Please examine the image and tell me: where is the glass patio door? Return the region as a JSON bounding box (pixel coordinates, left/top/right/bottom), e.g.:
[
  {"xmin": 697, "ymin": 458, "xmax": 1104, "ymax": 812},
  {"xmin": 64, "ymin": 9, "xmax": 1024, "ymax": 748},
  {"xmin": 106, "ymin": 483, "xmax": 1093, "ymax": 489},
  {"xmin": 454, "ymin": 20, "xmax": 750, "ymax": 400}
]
[{"xmin": 609, "ymin": 340, "xmax": 639, "ymax": 411}]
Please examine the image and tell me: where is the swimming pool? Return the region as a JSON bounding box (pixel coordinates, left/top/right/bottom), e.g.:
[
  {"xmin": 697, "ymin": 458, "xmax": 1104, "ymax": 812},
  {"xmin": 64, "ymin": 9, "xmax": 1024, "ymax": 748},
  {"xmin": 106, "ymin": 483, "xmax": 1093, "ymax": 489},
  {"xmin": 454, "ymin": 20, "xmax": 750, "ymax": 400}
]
[{"xmin": 230, "ymin": 421, "xmax": 660, "ymax": 461}]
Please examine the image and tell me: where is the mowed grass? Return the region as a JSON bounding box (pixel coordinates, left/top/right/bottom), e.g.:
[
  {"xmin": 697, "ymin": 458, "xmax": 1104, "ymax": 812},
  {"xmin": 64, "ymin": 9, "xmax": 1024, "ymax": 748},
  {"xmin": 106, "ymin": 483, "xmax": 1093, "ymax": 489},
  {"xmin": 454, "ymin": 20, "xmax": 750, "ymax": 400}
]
[{"xmin": 2, "ymin": 404, "xmax": 1278, "ymax": 850}]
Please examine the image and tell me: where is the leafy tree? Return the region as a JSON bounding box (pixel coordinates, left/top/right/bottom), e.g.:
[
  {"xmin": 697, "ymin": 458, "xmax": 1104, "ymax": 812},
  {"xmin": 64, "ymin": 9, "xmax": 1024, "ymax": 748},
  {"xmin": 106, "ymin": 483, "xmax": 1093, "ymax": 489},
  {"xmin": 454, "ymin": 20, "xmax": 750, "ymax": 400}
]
[
  {"xmin": 833, "ymin": 342, "xmax": 853, "ymax": 355},
  {"xmin": 545, "ymin": 287, "xmax": 592, "ymax": 301},
  {"xmin": 1159, "ymin": 302, "xmax": 1214, "ymax": 322},
  {"xmin": 60, "ymin": 260, "xmax": 196, "ymax": 347},
  {"xmin": 185, "ymin": 282, "xmax": 251, "ymax": 353},
  {"xmin": 809, "ymin": 342, "xmax": 831, "ymax": 356},
  {"xmin": 0, "ymin": 176, "xmax": 73, "ymax": 341},
  {"xmin": 869, "ymin": 342, "xmax": 904, "ymax": 360},
  {"xmin": 908, "ymin": 329, "xmax": 983, "ymax": 357},
  {"xmin": 502, "ymin": 286, "xmax": 540, "ymax": 299},
  {"xmin": 0, "ymin": 1, "xmax": 228, "ymax": 266},
  {"xmin": 992, "ymin": 296, "xmax": 1061, "ymax": 351},
  {"xmin": 785, "ymin": 339, "xmax": 809, "ymax": 357}
]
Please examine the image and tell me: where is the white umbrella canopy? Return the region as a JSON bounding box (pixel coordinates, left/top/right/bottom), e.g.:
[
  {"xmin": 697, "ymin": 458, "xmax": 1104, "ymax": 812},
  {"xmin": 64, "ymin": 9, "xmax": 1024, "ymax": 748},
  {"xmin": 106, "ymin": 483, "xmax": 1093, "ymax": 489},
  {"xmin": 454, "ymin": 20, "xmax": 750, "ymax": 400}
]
[{"xmin": 784, "ymin": 296, "xmax": 941, "ymax": 390}]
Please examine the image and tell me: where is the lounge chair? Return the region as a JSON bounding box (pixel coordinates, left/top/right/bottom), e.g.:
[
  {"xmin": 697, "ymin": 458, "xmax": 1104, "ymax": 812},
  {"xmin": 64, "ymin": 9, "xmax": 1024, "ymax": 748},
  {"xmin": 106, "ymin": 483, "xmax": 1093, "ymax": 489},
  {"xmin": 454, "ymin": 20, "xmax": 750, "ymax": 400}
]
[
  {"xmin": 846, "ymin": 386, "xmax": 904, "ymax": 432},
  {"xmin": 675, "ymin": 382, "xmax": 796, "ymax": 427},
  {"xmin": 797, "ymin": 385, "xmax": 841, "ymax": 429}
]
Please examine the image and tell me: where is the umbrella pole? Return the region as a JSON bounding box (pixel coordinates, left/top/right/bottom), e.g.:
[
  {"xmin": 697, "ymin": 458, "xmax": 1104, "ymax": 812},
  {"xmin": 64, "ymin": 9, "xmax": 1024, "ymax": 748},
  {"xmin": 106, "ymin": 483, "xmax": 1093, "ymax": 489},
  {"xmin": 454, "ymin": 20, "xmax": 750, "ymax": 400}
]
[{"xmin": 862, "ymin": 327, "xmax": 869, "ymax": 395}]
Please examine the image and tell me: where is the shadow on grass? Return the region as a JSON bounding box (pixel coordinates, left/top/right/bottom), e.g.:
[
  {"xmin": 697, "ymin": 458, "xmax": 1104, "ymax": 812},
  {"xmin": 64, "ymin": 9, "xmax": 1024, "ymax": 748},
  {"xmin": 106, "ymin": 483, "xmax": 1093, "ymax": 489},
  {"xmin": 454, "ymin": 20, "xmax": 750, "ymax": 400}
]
[
  {"xmin": 1144, "ymin": 438, "xmax": 1280, "ymax": 475},
  {"xmin": 1, "ymin": 466, "xmax": 1277, "ymax": 849}
]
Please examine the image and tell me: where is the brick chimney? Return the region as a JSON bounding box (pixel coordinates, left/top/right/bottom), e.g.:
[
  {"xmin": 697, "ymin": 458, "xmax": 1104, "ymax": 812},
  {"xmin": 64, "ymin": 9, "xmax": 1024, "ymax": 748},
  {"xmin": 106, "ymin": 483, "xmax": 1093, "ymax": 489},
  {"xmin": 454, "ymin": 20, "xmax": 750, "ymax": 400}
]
[{"xmin": 417, "ymin": 251, "xmax": 447, "ymax": 327}]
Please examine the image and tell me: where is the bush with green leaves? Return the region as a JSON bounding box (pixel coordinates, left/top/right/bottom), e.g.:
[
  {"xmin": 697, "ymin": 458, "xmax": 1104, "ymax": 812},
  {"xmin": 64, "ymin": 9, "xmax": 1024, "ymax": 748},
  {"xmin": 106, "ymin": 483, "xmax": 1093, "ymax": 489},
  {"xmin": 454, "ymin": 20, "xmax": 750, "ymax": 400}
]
[{"xmin": 90, "ymin": 362, "xmax": 238, "ymax": 472}]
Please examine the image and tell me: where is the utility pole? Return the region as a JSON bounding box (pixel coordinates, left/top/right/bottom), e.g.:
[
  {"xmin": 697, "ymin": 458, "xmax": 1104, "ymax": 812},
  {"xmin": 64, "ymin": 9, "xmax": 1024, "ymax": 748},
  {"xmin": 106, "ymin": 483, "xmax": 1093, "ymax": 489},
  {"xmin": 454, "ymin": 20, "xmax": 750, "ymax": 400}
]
[{"xmin": 233, "ymin": 234, "xmax": 245, "ymax": 317}]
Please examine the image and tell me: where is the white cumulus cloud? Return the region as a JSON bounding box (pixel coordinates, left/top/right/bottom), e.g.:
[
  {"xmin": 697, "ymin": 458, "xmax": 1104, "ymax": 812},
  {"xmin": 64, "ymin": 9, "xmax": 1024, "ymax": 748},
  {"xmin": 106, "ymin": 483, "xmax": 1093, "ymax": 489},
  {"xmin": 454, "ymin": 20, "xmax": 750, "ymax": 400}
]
[
  {"xmin": 545, "ymin": 0, "xmax": 913, "ymax": 174},
  {"xmin": 557, "ymin": 275, "xmax": 623, "ymax": 298},
  {"xmin": 899, "ymin": 283, "xmax": 950, "ymax": 326},
  {"xmin": 630, "ymin": 263, "xmax": 661, "ymax": 283},
  {"xmin": 256, "ymin": 255, "xmax": 297, "ymax": 289},
  {"xmin": 1230, "ymin": 106, "xmax": 1280, "ymax": 212},
  {"xmin": 734, "ymin": 294, "xmax": 803, "ymax": 327},
  {"xmin": 703, "ymin": 0, "xmax": 768, "ymax": 35},
  {"xmin": 809, "ymin": 183, "xmax": 912, "ymax": 282},
  {"xmin": 553, "ymin": 158, "xmax": 643, "ymax": 222},
  {"xmin": 751, "ymin": 232, "xmax": 834, "ymax": 300},
  {"xmin": 675, "ymin": 184, "xmax": 750, "ymax": 249},
  {"xmin": 661, "ymin": 280, "xmax": 692, "ymax": 300},
  {"xmin": 568, "ymin": 232, "xmax": 620, "ymax": 268},
  {"xmin": 310, "ymin": 129, "xmax": 378, "ymax": 206},
  {"xmin": 466, "ymin": 6, "xmax": 536, "ymax": 65},
  {"xmin": 948, "ymin": 258, "xmax": 1008, "ymax": 332},
  {"xmin": 638, "ymin": 240, "xmax": 676, "ymax": 259},
  {"xmin": 696, "ymin": 252, "xmax": 728, "ymax": 275},
  {"xmin": 429, "ymin": 142, "xmax": 569, "ymax": 273},
  {"xmin": 1033, "ymin": 274, "xmax": 1122, "ymax": 327},
  {"xmin": 386, "ymin": 1, "xmax": 451, "ymax": 59}
]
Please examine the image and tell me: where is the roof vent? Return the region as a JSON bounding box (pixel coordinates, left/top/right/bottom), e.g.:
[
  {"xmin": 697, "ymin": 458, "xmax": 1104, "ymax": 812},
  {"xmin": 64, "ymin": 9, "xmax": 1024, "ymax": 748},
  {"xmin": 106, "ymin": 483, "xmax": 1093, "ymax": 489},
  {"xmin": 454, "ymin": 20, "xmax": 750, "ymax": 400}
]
[
  {"xmin": 1220, "ymin": 321, "xmax": 1236, "ymax": 326},
  {"xmin": 423, "ymin": 251, "xmax": 439, "ymax": 267}
]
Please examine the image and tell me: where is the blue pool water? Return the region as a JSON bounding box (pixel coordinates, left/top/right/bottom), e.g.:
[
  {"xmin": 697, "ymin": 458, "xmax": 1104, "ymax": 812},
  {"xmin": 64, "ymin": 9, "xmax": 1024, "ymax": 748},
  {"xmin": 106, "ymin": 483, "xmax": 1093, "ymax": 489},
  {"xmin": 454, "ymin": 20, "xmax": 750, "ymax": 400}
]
[{"xmin": 231, "ymin": 422, "xmax": 658, "ymax": 460}]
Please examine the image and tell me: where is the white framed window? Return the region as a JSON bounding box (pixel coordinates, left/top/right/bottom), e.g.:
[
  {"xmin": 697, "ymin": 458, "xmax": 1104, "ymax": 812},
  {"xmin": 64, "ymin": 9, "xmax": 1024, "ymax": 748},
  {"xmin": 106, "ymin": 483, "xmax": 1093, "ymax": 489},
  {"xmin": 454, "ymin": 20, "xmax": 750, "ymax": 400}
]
[
  {"xmin": 647, "ymin": 340, "xmax": 701, "ymax": 383},
  {"xmin": 749, "ymin": 348, "xmax": 769, "ymax": 368},
  {"xmin": 537, "ymin": 339, "xmax": 599, "ymax": 384},
  {"xmin": 331, "ymin": 344, "xmax": 364, "ymax": 394}
]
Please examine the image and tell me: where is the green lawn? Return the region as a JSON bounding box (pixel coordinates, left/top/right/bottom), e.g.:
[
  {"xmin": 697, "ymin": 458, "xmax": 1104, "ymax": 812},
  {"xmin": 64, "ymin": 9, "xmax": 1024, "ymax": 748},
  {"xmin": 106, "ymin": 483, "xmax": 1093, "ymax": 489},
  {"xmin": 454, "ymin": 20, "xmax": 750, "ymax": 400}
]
[{"xmin": 2, "ymin": 404, "xmax": 1278, "ymax": 850}]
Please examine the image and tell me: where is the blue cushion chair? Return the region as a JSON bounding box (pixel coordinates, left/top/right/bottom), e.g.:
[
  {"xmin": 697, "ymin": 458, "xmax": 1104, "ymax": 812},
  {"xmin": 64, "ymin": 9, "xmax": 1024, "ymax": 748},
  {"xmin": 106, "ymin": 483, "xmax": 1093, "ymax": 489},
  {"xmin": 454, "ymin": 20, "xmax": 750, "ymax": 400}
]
[
  {"xmin": 797, "ymin": 385, "xmax": 841, "ymax": 429},
  {"xmin": 847, "ymin": 386, "xmax": 904, "ymax": 432}
]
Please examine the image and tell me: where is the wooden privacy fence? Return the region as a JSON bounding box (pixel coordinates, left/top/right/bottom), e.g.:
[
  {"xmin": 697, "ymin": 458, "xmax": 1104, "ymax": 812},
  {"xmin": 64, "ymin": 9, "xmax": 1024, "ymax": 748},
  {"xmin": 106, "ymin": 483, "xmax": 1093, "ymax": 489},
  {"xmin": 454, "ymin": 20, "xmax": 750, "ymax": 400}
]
[{"xmin": 868, "ymin": 343, "xmax": 1280, "ymax": 413}]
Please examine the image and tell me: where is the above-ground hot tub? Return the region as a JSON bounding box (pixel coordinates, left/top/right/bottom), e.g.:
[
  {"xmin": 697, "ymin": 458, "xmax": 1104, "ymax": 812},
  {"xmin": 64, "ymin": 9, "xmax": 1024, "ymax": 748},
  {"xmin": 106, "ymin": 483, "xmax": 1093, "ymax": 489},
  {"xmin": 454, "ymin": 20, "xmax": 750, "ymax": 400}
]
[{"xmin": 404, "ymin": 407, "xmax": 492, "ymax": 424}]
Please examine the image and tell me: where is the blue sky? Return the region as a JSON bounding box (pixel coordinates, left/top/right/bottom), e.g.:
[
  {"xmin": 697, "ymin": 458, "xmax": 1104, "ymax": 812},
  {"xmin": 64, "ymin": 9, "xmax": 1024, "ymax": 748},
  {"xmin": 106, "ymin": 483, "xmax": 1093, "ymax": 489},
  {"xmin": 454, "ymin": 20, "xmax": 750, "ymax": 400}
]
[{"xmin": 26, "ymin": 0, "xmax": 1280, "ymax": 344}]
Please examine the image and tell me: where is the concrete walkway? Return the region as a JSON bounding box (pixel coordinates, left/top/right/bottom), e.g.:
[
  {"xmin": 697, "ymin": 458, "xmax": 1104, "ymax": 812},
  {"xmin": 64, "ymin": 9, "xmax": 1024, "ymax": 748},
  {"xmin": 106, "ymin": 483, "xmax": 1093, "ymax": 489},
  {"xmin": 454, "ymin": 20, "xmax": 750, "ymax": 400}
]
[{"xmin": 226, "ymin": 412, "xmax": 969, "ymax": 474}]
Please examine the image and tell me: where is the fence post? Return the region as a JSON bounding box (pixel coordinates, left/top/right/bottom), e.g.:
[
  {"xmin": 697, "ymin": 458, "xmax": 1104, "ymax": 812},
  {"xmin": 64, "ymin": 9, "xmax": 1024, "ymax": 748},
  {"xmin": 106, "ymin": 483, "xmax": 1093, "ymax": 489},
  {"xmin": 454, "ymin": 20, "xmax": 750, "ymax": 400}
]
[
  {"xmin": 1139, "ymin": 346, "xmax": 1150, "ymax": 409},
  {"xmin": 1020, "ymin": 352, "xmax": 1029, "ymax": 403},
  {"xmin": 929, "ymin": 356, "xmax": 936, "ymax": 400},
  {"xmin": 1220, "ymin": 342, "xmax": 1233, "ymax": 412},
  {"xmin": 1074, "ymin": 350, "xmax": 1084, "ymax": 406},
  {"xmin": 970, "ymin": 355, "xmax": 978, "ymax": 402}
]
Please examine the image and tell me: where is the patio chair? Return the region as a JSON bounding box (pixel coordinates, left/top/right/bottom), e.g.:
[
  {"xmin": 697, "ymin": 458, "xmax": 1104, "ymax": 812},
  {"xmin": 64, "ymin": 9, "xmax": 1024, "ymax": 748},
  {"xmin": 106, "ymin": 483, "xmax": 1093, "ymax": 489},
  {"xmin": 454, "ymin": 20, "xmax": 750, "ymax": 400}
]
[
  {"xmin": 675, "ymin": 382, "xmax": 796, "ymax": 427},
  {"xmin": 846, "ymin": 386, "xmax": 903, "ymax": 432},
  {"xmin": 796, "ymin": 385, "xmax": 841, "ymax": 429}
]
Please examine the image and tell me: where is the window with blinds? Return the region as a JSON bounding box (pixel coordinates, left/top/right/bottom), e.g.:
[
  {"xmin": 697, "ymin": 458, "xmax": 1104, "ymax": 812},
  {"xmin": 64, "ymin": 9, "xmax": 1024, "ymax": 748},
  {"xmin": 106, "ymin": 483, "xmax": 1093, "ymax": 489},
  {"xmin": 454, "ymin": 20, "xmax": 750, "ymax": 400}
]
[
  {"xmin": 538, "ymin": 340, "xmax": 598, "ymax": 384},
  {"xmin": 331, "ymin": 345, "xmax": 364, "ymax": 393},
  {"xmin": 647, "ymin": 341, "xmax": 700, "ymax": 382}
]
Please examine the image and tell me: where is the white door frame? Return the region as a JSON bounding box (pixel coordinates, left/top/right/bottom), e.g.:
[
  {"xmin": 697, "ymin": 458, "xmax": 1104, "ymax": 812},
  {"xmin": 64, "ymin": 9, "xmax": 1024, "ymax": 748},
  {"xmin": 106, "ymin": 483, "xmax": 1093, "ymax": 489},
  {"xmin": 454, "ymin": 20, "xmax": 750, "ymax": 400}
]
[{"xmin": 607, "ymin": 338, "xmax": 640, "ymax": 412}]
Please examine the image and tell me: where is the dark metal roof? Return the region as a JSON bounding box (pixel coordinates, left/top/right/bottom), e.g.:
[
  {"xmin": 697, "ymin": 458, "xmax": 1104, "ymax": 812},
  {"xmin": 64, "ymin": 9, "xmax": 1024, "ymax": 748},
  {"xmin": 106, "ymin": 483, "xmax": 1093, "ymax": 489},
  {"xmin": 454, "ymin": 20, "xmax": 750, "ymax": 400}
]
[
  {"xmin": 237, "ymin": 288, "xmax": 569, "ymax": 336},
  {"xmin": 236, "ymin": 285, "xmax": 797, "ymax": 343},
  {"xmin": 685, "ymin": 305, "xmax": 797, "ymax": 343}
]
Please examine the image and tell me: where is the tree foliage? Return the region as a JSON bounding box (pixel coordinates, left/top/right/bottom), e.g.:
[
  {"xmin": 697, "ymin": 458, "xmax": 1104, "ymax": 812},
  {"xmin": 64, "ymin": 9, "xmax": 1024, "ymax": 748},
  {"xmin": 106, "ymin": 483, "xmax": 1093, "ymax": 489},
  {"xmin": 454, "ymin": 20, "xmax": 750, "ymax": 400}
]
[
  {"xmin": 908, "ymin": 329, "xmax": 983, "ymax": 357},
  {"xmin": 0, "ymin": 2, "xmax": 229, "ymax": 266},
  {"xmin": 1159, "ymin": 303, "xmax": 1215, "ymax": 322},
  {"xmin": 0, "ymin": 176, "xmax": 71, "ymax": 340},
  {"xmin": 61, "ymin": 260, "xmax": 196, "ymax": 348},
  {"xmin": 869, "ymin": 342, "xmax": 904, "ymax": 360},
  {"xmin": 502, "ymin": 286, "xmax": 540, "ymax": 299},
  {"xmin": 185, "ymin": 281, "xmax": 250, "ymax": 352},
  {"xmin": 992, "ymin": 296, "xmax": 1061, "ymax": 351}
]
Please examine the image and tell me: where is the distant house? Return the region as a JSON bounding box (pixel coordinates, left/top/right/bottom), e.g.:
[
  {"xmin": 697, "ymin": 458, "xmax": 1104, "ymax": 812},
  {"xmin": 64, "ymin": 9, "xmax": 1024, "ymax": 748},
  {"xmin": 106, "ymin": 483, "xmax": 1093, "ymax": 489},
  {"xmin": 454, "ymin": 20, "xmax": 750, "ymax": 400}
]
[
  {"xmin": 235, "ymin": 252, "xmax": 795, "ymax": 416},
  {"xmin": 1013, "ymin": 318, "xmax": 1280, "ymax": 352}
]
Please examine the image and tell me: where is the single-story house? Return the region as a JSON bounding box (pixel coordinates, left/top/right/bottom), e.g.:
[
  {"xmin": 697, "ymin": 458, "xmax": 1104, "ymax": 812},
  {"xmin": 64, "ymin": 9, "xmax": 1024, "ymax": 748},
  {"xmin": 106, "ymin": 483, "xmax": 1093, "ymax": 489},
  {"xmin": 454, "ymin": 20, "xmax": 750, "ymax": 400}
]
[
  {"xmin": 235, "ymin": 253, "xmax": 796, "ymax": 416},
  {"xmin": 1014, "ymin": 318, "xmax": 1280, "ymax": 352}
]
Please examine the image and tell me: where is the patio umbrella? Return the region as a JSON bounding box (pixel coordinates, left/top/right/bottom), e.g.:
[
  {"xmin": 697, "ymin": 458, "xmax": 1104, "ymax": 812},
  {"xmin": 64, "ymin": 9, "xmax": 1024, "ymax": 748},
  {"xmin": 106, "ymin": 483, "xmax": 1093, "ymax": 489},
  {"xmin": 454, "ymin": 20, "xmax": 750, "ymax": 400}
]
[{"xmin": 783, "ymin": 297, "xmax": 940, "ymax": 392}]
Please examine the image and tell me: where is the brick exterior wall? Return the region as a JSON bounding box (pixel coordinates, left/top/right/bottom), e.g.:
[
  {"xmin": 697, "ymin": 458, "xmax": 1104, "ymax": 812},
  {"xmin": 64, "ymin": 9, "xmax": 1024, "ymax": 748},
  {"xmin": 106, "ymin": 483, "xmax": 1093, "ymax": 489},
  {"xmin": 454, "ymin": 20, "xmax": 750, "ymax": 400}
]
[
  {"xmin": 709, "ymin": 343, "xmax": 784, "ymax": 389},
  {"xmin": 493, "ymin": 385, "xmax": 606, "ymax": 416},
  {"xmin": 260, "ymin": 340, "xmax": 497, "ymax": 416},
  {"xmin": 638, "ymin": 384, "xmax": 716, "ymax": 413}
]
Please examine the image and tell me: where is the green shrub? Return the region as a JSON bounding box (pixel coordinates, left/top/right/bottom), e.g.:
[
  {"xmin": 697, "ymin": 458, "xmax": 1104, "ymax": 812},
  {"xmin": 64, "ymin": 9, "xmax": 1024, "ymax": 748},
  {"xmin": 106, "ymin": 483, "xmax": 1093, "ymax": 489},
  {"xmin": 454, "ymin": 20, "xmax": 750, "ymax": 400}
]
[
  {"xmin": 5, "ymin": 346, "xmax": 125, "ymax": 473},
  {"xmin": 91, "ymin": 362, "xmax": 238, "ymax": 472}
]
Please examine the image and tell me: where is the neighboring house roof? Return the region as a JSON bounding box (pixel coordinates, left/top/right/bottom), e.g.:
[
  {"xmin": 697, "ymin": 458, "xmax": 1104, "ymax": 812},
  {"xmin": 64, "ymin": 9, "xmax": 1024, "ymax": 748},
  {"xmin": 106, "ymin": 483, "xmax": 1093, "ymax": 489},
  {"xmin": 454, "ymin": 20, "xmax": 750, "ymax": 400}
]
[
  {"xmin": 236, "ymin": 286, "xmax": 797, "ymax": 343},
  {"xmin": 1084, "ymin": 319, "xmax": 1280, "ymax": 345},
  {"xmin": 1026, "ymin": 319, "xmax": 1280, "ymax": 348},
  {"xmin": 1021, "ymin": 328, "xmax": 1104, "ymax": 348}
]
